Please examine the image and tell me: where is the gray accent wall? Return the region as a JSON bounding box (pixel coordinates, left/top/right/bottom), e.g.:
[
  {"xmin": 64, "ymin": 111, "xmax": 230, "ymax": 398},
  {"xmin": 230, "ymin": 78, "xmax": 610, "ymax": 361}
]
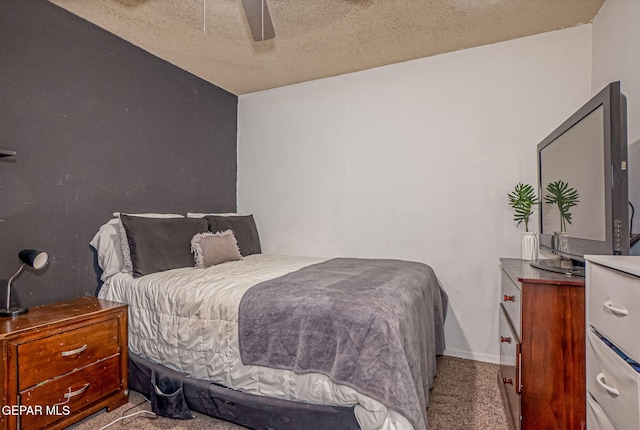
[{"xmin": 0, "ymin": 1, "xmax": 238, "ymax": 307}]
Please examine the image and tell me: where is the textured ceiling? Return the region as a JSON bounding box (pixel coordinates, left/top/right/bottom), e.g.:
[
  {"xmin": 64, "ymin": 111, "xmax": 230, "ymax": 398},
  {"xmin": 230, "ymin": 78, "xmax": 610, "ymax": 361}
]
[{"xmin": 49, "ymin": 0, "xmax": 605, "ymax": 95}]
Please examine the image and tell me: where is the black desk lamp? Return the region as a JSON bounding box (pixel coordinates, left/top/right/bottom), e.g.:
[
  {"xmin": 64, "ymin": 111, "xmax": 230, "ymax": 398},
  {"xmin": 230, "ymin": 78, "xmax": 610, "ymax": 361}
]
[
  {"xmin": 1, "ymin": 249, "xmax": 49, "ymax": 317},
  {"xmin": 0, "ymin": 150, "xmax": 16, "ymax": 158}
]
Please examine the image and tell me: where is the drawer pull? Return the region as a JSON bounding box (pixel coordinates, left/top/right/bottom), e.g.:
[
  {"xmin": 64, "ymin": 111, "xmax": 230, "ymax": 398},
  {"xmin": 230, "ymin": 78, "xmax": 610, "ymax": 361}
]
[
  {"xmin": 61, "ymin": 344, "xmax": 88, "ymax": 357},
  {"xmin": 63, "ymin": 383, "xmax": 90, "ymax": 399},
  {"xmin": 603, "ymin": 301, "xmax": 629, "ymax": 317},
  {"xmin": 500, "ymin": 336, "xmax": 511, "ymax": 343},
  {"xmin": 503, "ymin": 295, "xmax": 514, "ymax": 302},
  {"xmin": 596, "ymin": 373, "xmax": 619, "ymax": 397},
  {"xmin": 502, "ymin": 378, "xmax": 513, "ymax": 385}
]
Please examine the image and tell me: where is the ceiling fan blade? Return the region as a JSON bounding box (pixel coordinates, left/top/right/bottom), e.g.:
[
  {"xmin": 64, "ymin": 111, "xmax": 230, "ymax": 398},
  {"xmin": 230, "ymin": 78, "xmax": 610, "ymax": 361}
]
[{"xmin": 240, "ymin": 0, "xmax": 275, "ymax": 41}]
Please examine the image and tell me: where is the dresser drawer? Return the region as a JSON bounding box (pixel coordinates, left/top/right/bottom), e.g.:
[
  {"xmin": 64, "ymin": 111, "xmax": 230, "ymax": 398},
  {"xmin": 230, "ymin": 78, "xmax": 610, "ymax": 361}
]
[
  {"xmin": 588, "ymin": 262, "xmax": 640, "ymax": 359},
  {"xmin": 499, "ymin": 304, "xmax": 520, "ymax": 429},
  {"xmin": 19, "ymin": 355, "xmax": 121, "ymax": 429},
  {"xmin": 500, "ymin": 270, "xmax": 521, "ymax": 339},
  {"xmin": 17, "ymin": 318, "xmax": 120, "ymax": 390},
  {"xmin": 587, "ymin": 393, "xmax": 617, "ymax": 430},
  {"xmin": 586, "ymin": 328, "xmax": 640, "ymax": 430}
]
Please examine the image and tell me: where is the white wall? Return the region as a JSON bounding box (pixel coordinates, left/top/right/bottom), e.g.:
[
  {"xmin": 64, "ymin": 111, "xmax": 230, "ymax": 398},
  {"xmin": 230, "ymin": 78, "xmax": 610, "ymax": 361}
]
[
  {"xmin": 592, "ymin": 0, "xmax": 640, "ymax": 238},
  {"xmin": 237, "ymin": 26, "xmax": 592, "ymax": 362}
]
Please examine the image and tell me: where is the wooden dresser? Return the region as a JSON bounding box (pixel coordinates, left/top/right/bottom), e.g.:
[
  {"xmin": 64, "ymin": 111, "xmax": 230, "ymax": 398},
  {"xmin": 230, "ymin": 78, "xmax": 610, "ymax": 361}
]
[
  {"xmin": 0, "ymin": 297, "xmax": 128, "ymax": 430},
  {"xmin": 498, "ymin": 258, "xmax": 586, "ymax": 430}
]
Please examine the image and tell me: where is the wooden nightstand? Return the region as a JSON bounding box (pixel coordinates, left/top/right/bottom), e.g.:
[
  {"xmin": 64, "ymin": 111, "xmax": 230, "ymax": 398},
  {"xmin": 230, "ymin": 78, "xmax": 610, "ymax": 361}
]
[{"xmin": 0, "ymin": 297, "xmax": 128, "ymax": 429}]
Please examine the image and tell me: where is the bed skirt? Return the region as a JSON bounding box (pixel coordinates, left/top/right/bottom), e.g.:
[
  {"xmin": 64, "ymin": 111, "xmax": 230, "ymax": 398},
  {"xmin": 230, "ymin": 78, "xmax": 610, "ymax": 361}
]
[{"xmin": 128, "ymin": 353, "xmax": 361, "ymax": 430}]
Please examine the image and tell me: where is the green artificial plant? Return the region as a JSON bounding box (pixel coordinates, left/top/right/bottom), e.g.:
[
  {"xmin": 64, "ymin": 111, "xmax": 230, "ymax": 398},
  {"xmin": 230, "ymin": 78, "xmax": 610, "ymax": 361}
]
[
  {"xmin": 507, "ymin": 183, "xmax": 539, "ymax": 232},
  {"xmin": 543, "ymin": 180, "xmax": 579, "ymax": 232}
]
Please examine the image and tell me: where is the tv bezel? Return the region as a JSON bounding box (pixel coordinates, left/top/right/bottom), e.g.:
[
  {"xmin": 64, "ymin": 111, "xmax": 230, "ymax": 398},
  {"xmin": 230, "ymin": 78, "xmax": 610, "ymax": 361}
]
[{"xmin": 537, "ymin": 81, "xmax": 628, "ymax": 262}]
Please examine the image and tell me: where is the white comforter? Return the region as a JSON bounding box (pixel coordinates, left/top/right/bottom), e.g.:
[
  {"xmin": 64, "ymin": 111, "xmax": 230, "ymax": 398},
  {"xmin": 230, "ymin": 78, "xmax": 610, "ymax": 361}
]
[{"xmin": 99, "ymin": 254, "xmax": 414, "ymax": 430}]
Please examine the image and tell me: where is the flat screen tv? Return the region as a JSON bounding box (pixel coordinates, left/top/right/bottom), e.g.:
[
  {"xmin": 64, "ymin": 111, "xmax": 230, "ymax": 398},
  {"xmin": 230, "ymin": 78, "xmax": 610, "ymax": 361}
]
[{"xmin": 532, "ymin": 81, "xmax": 628, "ymax": 276}]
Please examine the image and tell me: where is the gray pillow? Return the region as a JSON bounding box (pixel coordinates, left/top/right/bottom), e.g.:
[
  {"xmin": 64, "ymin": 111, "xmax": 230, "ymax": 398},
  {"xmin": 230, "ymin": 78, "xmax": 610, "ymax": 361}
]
[
  {"xmin": 120, "ymin": 215, "xmax": 208, "ymax": 278},
  {"xmin": 204, "ymin": 215, "xmax": 261, "ymax": 256},
  {"xmin": 117, "ymin": 213, "xmax": 184, "ymax": 275},
  {"xmin": 191, "ymin": 230, "xmax": 242, "ymax": 268}
]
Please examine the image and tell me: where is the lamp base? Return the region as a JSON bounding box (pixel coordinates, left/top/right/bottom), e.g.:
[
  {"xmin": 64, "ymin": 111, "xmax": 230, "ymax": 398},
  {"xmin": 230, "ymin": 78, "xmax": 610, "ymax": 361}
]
[{"xmin": 0, "ymin": 307, "xmax": 28, "ymax": 317}]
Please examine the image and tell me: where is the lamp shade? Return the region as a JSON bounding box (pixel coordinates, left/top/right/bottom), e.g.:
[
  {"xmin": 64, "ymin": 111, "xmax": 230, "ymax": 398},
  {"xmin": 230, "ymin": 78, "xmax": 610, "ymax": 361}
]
[
  {"xmin": 0, "ymin": 249, "xmax": 50, "ymax": 317},
  {"xmin": 18, "ymin": 249, "xmax": 49, "ymax": 270},
  {"xmin": 0, "ymin": 150, "xmax": 16, "ymax": 158}
]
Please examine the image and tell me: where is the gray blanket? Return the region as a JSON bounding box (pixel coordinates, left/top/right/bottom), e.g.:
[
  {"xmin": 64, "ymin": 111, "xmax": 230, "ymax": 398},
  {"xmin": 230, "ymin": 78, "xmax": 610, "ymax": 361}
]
[{"xmin": 238, "ymin": 258, "xmax": 447, "ymax": 430}]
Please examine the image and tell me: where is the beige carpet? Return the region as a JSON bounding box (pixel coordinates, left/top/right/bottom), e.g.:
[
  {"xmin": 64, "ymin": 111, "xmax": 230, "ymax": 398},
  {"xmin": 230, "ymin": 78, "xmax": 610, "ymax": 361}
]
[
  {"xmin": 70, "ymin": 356, "xmax": 508, "ymax": 430},
  {"xmin": 426, "ymin": 356, "xmax": 509, "ymax": 429}
]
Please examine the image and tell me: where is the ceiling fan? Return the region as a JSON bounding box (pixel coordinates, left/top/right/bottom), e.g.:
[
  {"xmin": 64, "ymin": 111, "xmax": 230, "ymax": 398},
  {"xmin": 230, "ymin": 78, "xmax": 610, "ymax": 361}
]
[{"xmin": 240, "ymin": 0, "xmax": 275, "ymax": 41}]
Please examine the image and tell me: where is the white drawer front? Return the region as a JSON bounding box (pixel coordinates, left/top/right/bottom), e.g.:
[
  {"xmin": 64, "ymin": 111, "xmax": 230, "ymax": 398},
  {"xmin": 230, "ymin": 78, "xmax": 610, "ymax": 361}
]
[
  {"xmin": 587, "ymin": 393, "xmax": 617, "ymax": 430},
  {"xmin": 588, "ymin": 262, "xmax": 640, "ymax": 359},
  {"xmin": 500, "ymin": 270, "xmax": 521, "ymax": 339},
  {"xmin": 586, "ymin": 329, "xmax": 640, "ymax": 430}
]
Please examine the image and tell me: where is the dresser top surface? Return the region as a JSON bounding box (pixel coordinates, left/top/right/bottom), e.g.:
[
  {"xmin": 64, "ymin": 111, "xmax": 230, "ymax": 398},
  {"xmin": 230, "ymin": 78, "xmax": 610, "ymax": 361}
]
[
  {"xmin": 501, "ymin": 258, "xmax": 585, "ymax": 286},
  {"xmin": 585, "ymin": 255, "xmax": 640, "ymax": 277}
]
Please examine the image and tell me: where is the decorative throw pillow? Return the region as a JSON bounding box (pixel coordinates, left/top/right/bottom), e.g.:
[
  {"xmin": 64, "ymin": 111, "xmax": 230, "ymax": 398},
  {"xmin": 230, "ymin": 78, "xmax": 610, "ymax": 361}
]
[
  {"xmin": 191, "ymin": 230, "xmax": 242, "ymax": 268},
  {"xmin": 204, "ymin": 214, "xmax": 261, "ymax": 257},
  {"xmin": 120, "ymin": 215, "xmax": 208, "ymax": 278}
]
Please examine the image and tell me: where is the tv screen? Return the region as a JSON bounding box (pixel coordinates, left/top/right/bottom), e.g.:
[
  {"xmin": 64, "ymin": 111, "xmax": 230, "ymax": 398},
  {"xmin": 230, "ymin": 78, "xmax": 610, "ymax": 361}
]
[
  {"xmin": 535, "ymin": 81, "xmax": 628, "ymax": 273},
  {"xmin": 539, "ymin": 105, "xmax": 606, "ymax": 241}
]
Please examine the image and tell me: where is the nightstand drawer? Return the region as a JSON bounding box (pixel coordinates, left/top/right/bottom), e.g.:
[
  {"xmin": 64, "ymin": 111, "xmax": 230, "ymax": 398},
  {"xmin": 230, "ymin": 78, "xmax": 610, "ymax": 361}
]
[
  {"xmin": 586, "ymin": 328, "xmax": 640, "ymax": 430},
  {"xmin": 17, "ymin": 318, "xmax": 120, "ymax": 390},
  {"xmin": 589, "ymin": 262, "xmax": 640, "ymax": 359},
  {"xmin": 19, "ymin": 355, "xmax": 121, "ymax": 429}
]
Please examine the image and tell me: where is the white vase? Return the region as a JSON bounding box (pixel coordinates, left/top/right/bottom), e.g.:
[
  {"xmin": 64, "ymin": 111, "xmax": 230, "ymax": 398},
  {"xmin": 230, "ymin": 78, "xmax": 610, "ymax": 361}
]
[
  {"xmin": 521, "ymin": 232, "xmax": 538, "ymax": 261},
  {"xmin": 552, "ymin": 231, "xmax": 569, "ymax": 252}
]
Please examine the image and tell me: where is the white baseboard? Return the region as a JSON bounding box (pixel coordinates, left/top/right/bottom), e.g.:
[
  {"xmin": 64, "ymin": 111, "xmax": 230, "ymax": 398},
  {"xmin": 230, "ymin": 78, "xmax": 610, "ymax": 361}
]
[{"xmin": 442, "ymin": 348, "xmax": 500, "ymax": 365}]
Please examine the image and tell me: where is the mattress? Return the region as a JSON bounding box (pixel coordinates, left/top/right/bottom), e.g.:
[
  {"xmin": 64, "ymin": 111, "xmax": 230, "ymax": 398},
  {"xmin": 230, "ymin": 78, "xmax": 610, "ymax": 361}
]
[{"xmin": 99, "ymin": 254, "xmax": 430, "ymax": 430}]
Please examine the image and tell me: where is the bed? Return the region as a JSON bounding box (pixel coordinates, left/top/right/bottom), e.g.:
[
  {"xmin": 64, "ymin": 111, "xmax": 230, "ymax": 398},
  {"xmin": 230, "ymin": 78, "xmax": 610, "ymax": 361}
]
[{"xmin": 91, "ymin": 213, "xmax": 447, "ymax": 430}]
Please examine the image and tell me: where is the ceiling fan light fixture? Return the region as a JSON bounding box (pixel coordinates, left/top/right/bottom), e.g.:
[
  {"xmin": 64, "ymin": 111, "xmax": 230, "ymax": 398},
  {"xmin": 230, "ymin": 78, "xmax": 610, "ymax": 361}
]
[{"xmin": 241, "ymin": 0, "xmax": 275, "ymax": 41}]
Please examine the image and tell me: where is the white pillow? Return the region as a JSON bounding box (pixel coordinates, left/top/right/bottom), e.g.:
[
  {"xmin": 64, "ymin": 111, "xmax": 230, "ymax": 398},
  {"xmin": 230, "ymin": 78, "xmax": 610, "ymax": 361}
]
[
  {"xmin": 90, "ymin": 218, "xmax": 124, "ymax": 282},
  {"xmin": 187, "ymin": 212, "xmax": 243, "ymax": 218},
  {"xmin": 113, "ymin": 212, "xmax": 184, "ymax": 218}
]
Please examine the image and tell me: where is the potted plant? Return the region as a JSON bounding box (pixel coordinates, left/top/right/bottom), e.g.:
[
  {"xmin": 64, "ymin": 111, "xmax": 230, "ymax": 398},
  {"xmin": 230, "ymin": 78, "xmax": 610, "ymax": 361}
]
[
  {"xmin": 508, "ymin": 183, "xmax": 539, "ymax": 232},
  {"xmin": 543, "ymin": 180, "xmax": 579, "ymax": 252},
  {"xmin": 508, "ymin": 183, "xmax": 539, "ymax": 260},
  {"xmin": 543, "ymin": 180, "xmax": 579, "ymax": 232}
]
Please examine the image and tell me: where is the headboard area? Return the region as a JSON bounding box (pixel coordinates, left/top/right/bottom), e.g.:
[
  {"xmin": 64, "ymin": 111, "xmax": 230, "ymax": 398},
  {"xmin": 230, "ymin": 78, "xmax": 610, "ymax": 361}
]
[{"xmin": 0, "ymin": 1, "xmax": 238, "ymax": 308}]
